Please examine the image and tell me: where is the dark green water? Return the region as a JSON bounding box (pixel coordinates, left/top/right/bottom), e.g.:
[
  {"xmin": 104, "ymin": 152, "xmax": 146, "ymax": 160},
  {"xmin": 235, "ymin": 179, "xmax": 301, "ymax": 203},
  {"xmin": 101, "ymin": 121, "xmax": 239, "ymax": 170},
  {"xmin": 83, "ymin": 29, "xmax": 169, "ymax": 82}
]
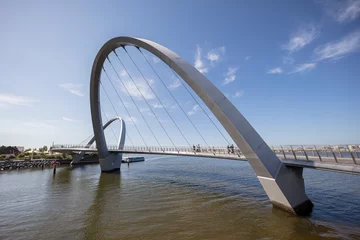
[{"xmin": 0, "ymin": 156, "xmax": 359, "ymax": 239}]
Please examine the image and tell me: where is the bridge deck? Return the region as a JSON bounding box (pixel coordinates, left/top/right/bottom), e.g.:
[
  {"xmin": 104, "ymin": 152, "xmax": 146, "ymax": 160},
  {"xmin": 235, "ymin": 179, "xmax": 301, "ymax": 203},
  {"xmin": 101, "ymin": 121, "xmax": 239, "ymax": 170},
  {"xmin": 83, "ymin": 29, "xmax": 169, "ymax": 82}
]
[{"xmin": 51, "ymin": 147, "xmax": 360, "ymax": 174}]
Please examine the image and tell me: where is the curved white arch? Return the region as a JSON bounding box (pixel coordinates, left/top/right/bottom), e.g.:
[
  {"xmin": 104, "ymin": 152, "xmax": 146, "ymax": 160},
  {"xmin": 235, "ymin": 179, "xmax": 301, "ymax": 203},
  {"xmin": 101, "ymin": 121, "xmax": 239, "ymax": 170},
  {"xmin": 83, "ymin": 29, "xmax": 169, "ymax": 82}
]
[
  {"xmin": 85, "ymin": 116, "xmax": 126, "ymax": 150},
  {"xmin": 90, "ymin": 37, "xmax": 313, "ymax": 215},
  {"xmin": 71, "ymin": 116, "xmax": 125, "ymax": 166}
]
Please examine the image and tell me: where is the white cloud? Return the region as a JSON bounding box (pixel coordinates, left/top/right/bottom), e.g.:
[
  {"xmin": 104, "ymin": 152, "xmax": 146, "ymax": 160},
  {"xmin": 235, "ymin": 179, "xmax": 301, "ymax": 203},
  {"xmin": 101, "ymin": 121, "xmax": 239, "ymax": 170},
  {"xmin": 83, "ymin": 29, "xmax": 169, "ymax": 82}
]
[
  {"xmin": 223, "ymin": 67, "xmax": 238, "ymax": 84},
  {"xmin": 245, "ymin": 56, "xmax": 252, "ymax": 60},
  {"xmin": 0, "ymin": 94, "xmax": 36, "ymax": 108},
  {"xmin": 124, "ymin": 116, "xmax": 137, "ymax": 125},
  {"xmin": 119, "ymin": 69, "xmax": 127, "ymax": 77},
  {"xmin": 206, "ymin": 46, "xmax": 225, "ymax": 63},
  {"xmin": 283, "ymin": 55, "xmax": 295, "ymax": 65},
  {"xmin": 152, "ymin": 103, "xmax": 165, "ymax": 108},
  {"xmin": 152, "ymin": 56, "xmax": 160, "ymax": 64},
  {"xmin": 314, "ymin": 30, "xmax": 360, "ymax": 61},
  {"xmin": 267, "ymin": 67, "xmax": 283, "ymax": 74},
  {"xmin": 140, "ymin": 107, "xmax": 150, "ymax": 112},
  {"xmin": 122, "ymin": 101, "xmax": 131, "ymax": 108},
  {"xmin": 188, "ymin": 104, "xmax": 201, "ymax": 116},
  {"xmin": 232, "ymin": 90, "xmax": 244, "ymax": 98},
  {"xmin": 168, "ymin": 79, "xmax": 181, "ymax": 90},
  {"xmin": 119, "ymin": 79, "xmax": 155, "ymax": 100},
  {"xmin": 282, "ymin": 25, "xmax": 318, "ymax": 52},
  {"xmin": 62, "ymin": 117, "xmax": 78, "ymax": 122},
  {"xmin": 290, "ymin": 63, "xmax": 316, "ymax": 74},
  {"xmin": 194, "ymin": 45, "xmax": 208, "ymax": 74},
  {"xmin": 59, "ymin": 83, "xmax": 84, "ymax": 97},
  {"xmin": 325, "ymin": 0, "xmax": 360, "ymax": 23}
]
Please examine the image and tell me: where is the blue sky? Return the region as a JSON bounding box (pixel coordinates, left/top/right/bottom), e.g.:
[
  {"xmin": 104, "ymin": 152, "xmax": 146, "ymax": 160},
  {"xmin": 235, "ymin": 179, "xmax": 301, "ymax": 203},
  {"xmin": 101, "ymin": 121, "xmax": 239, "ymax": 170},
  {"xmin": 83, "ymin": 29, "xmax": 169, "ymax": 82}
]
[{"xmin": 0, "ymin": 0, "xmax": 359, "ymax": 148}]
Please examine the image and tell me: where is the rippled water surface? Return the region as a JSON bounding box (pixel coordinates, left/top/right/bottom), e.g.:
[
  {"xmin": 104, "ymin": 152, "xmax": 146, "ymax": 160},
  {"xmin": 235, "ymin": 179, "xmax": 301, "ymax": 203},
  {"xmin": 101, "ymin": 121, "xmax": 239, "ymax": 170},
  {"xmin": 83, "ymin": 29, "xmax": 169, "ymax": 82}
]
[{"xmin": 0, "ymin": 156, "xmax": 359, "ymax": 240}]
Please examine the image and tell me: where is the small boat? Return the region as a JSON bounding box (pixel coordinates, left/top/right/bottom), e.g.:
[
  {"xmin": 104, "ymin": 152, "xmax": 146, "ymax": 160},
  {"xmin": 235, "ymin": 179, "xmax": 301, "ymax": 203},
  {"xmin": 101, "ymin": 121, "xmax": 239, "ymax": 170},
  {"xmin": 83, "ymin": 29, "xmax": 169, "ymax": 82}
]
[{"xmin": 122, "ymin": 156, "xmax": 145, "ymax": 163}]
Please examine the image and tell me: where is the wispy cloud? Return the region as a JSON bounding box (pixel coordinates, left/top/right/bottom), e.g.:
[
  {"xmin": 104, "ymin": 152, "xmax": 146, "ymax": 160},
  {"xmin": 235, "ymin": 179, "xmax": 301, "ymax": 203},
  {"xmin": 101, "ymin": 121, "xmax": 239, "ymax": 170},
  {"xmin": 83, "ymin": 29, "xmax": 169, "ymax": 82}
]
[
  {"xmin": 59, "ymin": 83, "xmax": 84, "ymax": 97},
  {"xmin": 62, "ymin": 117, "xmax": 79, "ymax": 122},
  {"xmin": 139, "ymin": 107, "xmax": 150, "ymax": 112},
  {"xmin": 124, "ymin": 116, "xmax": 137, "ymax": 125},
  {"xmin": 152, "ymin": 56, "xmax": 160, "ymax": 64},
  {"xmin": 188, "ymin": 104, "xmax": 201, "ymax": 116},
  {"xmin": 282, "ymin": 25, "xmax": 319, "ymax": 52},
  {"xmin": 283, "ymin": 55, "xmax": 295, "ymax": 65},
  {"xmin": 314, "ymin": 30, "xmax": 360, "ymax": 61},
  {"xmin": 324, "ymin": 0, "xmax": 360, "ymax": 23},
  {"xmin": 194, "ymin": 45, "xmax": 208, "ymax": 74},
  {"xmin": 232, "ymin": 90, "xmax": 244, "ymax": 98},
  {"xmin": 194, "ymin": 45, "xmax": 225, "ymax": 74},
  {"xmin": 152, "ymin": 103, "xmax": 165, "ymax": 108},
  {"xmin": 119, "ymin": 69, "xmax": 127, "ymax": 77},
  {"xmin": 206, "ymin": 46, "xmax": 225, "ymax": 63},
  {"xmin": 267, "ymin": 67, "xmax": 283, "ymax": 74},
  {"xmin": 289, "ymin": 63, "xmax": 316, "ymax": 74},
  {"xmin": 0, "ymin": 94, "xmax": 36, "ymax": 108},
  {"xmin": 245, "ymin": 56, "xmax": 252, "ymax": 61},
  {"xmin": 168, "ymin": 79, "xmax": 181, "ymax": 90},
  {"xmin": 119, "ymin": 79, "xmax": 155, "ymax": 100},
  {"xmin": 223, "ymin": 67, "xmax": 238, "ymax": 84}
]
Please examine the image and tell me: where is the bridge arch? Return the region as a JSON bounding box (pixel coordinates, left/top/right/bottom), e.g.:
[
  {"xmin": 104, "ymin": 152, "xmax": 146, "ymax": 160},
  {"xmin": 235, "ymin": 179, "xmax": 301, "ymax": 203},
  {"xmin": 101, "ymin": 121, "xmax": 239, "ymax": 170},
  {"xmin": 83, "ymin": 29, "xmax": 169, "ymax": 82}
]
[
  {"xmin": 71, "ymin": 116, "xmax": 126, "ymax": 166},
  {"xmin": 85, "ymin": 116, "xmax": 126, "ymax": 151},
  {"xmin": 90, "ymin": 37, "xmax": 313, "ymax": 215}
]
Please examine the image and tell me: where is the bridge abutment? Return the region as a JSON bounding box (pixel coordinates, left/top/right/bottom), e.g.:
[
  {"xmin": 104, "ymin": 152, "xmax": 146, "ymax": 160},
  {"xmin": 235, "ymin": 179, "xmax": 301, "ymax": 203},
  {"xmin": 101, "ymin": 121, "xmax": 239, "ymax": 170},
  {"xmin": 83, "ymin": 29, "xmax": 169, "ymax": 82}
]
[{"xmin": 258, "ymin": 165, "xmax": 313, "ymax": 215}]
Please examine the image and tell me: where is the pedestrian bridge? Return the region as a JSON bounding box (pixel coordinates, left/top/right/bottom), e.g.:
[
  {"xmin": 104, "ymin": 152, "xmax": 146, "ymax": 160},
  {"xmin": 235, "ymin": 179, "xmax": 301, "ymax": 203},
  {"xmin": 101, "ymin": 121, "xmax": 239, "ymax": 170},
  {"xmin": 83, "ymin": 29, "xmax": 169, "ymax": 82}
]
[
  {"xmin": 51, "ymin": 144, "xmax": 360, "ymax": 174},
  {"xmin": 53, "ymin": 36, "xmax": 360, "ymax": 216}
]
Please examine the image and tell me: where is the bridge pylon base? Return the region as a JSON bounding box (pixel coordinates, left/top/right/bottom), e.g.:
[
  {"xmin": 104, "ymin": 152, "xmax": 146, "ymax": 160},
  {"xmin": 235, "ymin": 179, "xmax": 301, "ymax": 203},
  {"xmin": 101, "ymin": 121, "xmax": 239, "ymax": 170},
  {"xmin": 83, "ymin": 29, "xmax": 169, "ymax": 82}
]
[
  {"xmin": 257, "ymin": 165, "xmax": 313, "ymax": 216},
  {"xmin": 100, "ymin": 154, "xmax": 122, "ymax": 173},
  {"xmin": 70, "ymin": 153, "xmax": 85, "ymax": 165}
]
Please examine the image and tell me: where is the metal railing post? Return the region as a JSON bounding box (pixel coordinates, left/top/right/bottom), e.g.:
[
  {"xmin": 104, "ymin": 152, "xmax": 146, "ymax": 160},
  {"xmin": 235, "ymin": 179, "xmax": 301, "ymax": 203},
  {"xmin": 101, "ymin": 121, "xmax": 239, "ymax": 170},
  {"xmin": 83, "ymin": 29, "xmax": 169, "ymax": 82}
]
[
  {"xmin": 290, "ymin": 145, "xmax": 297, "ymax": 160},
  {"xmin": 314, "ymin": 145, "xmax": 322, "ymax": 162},
  {"xmin": 280, "ymin": 145, "xmax": 286, "ymax": 159},
  {"xmin": 301, "ymin": 145, "xmax": 309, "ymax": 161},
  {"xmin": 329, "ymin": 145, "xmax": 338, "ymax": 163},
  {"xmin": 346, "ymin": 145, "xmax": 357, "ymax": 164},
  {"xmin": 339, "ymin": 148, "xmax": 343, "ymax": 158}
]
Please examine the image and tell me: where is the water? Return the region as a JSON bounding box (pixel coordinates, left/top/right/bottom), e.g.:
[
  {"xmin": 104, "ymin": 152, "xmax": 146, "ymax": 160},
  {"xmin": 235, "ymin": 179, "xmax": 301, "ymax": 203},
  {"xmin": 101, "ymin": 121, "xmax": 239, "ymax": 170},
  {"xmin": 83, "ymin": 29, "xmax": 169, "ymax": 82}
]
[{"xmin": 0, "ymin": 156, "xmax": 359, "ymax": 240}]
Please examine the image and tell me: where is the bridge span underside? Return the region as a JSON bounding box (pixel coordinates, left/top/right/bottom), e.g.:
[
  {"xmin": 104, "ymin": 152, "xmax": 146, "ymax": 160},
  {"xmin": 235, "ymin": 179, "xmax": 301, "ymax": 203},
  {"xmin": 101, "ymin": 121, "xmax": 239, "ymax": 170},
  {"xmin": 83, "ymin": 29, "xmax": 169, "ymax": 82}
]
[{"xmin": 52, "ymin": 147, "xmax": 360, "ymax": 175}]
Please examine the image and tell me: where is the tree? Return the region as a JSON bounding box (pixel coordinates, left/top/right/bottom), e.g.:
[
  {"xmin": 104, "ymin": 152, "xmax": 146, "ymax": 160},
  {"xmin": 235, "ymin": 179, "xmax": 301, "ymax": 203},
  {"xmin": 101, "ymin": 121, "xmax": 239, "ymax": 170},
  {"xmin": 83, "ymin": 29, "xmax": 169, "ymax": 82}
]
[{"xmin": 39, "ymin": 145, "xmax": 48, "ymax": 152}]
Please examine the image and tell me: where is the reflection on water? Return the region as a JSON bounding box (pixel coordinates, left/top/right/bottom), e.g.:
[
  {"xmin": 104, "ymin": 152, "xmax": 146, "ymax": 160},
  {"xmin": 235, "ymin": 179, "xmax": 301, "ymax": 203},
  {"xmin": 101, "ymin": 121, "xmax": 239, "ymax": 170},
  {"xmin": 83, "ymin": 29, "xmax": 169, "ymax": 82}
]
[{"xmin": 0, "ymin": 156, "xmax": 359, "ymax": 240}]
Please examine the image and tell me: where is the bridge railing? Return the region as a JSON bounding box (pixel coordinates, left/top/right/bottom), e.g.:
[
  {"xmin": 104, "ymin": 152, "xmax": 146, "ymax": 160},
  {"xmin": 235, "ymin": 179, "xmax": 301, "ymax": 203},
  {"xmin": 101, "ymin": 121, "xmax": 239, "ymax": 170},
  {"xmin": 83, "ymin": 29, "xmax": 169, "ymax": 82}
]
[{"xmin": 52, "ymin": 144, "xmax": 360, "ymax": 165}]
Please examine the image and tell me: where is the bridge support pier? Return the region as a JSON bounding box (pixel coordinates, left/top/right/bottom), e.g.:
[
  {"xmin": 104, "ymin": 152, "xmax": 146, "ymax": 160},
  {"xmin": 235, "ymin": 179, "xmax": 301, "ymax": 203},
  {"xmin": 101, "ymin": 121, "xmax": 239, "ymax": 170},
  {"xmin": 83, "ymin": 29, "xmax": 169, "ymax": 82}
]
[
  {"xmin": 71, "ymin": 153, "xmax": 85, "ymax": 165},
  {"xmin": 257, "ymin": 165, "xmax": 313, "ymax": 215},
  {"xmin": 99, "ymin": 153, "xmax": 122, "ymax": 172}
]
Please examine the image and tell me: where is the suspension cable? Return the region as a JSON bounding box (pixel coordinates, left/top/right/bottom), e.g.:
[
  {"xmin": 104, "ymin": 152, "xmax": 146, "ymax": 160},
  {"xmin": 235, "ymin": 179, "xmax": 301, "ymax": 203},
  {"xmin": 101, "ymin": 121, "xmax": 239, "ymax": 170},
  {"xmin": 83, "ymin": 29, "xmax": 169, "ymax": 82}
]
[
  {"xmin": 120, "ymin": 47, "xmax": 191, "ymax": 149},
  {"xmin": 101, "ymin": 68, "xmax": 148, "ymax": 148},
  {"xmin": 106, "ymin": 55, "xmax": 164, "ymax": 150},
  {"xmin": 100, "ymin": 103, "xmax": 133, "ymax": 148},
  {"xmin": 100, "ymin": 82, "xmax": 135, "ymax": 148},
  {"xmin": 171, "ymin": 69, "xmax": 232, "ymax": 145},
  {"xmin": 79, "ymin": 133, "xmax": 95, "ymax": 146},
  {"xmin": 137, "ymin": 47, "xmax": 213, "ymax": 147}
]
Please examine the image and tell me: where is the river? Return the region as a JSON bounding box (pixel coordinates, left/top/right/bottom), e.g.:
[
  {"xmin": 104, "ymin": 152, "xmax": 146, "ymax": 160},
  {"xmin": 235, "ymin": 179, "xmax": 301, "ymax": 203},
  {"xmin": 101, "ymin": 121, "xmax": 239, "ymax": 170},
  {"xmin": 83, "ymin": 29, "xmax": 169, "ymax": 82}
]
[{"xmin": 0, "ymin": 156, "xmax": 359, "ymax": 240}]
